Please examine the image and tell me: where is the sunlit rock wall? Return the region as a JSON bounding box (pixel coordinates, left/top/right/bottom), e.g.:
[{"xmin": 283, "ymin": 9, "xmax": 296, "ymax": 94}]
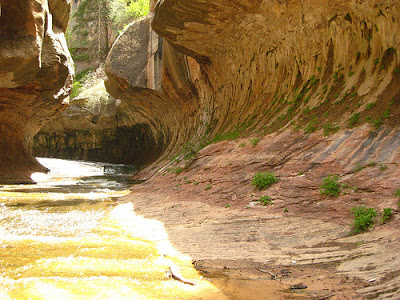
[
  {"xmin": 0, "ymin": 0, "xmax": 74, "ymax": 183},
  {"xmin": 103, "ymin": 0, "xmax": 399, "ymax": 175}
]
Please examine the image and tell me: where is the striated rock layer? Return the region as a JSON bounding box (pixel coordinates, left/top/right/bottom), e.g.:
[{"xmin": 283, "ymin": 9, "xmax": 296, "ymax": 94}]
[
  {"xmin": 0, "ymin": 0, "xmax": 73, "ymax": 183},
  {"xmin": 103, "ymin": 0, "xmax": 400, "ymax": 176}
]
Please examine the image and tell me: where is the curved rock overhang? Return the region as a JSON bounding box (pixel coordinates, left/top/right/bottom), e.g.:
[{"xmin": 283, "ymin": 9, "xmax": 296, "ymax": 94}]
[
  {"xmin": 108, "ymin": 0, "xmax": 400, "ymax": 175},
  {"xmin": 0, "ymin": 0, "xmax": 74, "ymax": 184}
]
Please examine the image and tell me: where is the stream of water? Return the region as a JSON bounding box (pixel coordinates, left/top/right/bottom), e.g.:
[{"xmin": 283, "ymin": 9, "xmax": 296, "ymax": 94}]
[{"xmin": 0, "ymin": 158, "xmax": 225, "ymax": 299}]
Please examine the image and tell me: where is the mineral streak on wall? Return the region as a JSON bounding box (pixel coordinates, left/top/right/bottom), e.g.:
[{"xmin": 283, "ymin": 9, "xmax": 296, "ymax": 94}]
[{"xmin": 0, "ymin": 0, "xmax": 74, "ymax": 184}]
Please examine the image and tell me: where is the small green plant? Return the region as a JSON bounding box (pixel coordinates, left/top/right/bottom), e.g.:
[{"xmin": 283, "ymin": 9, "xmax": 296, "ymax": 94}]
[
  {"xmin": 250, "ymin": 138, "xmax": 260, "ymax": 147},
  {"xmin": 368, "ymin": 161, "xmax": 377, "ymax": 167},
  {"xmin": 305, "ymin": 119, "xmax": 318, "ymax": 133},
  {"xmin": 382, "ymin": 109, "xmax": 390, "ymax": 119},
  {"xmin": 374, "ymin": 57, "xmax": 381, "ymax": 65},
  {"xmin": 381, "ymin": 208, "xmax": 393, "ymax": 223},
  {"xmin": 193, "ymin": 182, "xmax": 199, "ymax": 186},
  {"xmin": 204, "ymin": 184, "xmax": 212, "ymax": 191},
  {"xmin": 259, "ymin": 196, "xmax": 273, "ymax": 206},
  {"xmin": 348, "ymin": 71, "xmax": 355, "ymax": 77},
  {"xmin": 379, "ymin": 163, "xmax": 387, "ymax": 171},
  {"xmin": 252, "ymin": 172, "xmax": 278, "ymax": 190},
  {"xmin": 283, "ymin": 208, "xmax": 289, "ymax": 213},
  {"xmin": 70, "ymin": 81, "xmax": 82, "ymax": 99},
  {"xmin": 320, "ymin": 175, "xmax": 341, "ymax": 197},
  {"xmin": 323, "ymin": 123, "xmax": 339, "ymax": 136},
  {"xmin": 348, "ymin": 113, "xmax": 360, "ymax": 128},
  {"xmin": 352, "ymin": 164, "xmax": 363, "ymax": 173},
  {"xmin": 225, "ymin": 204, "xmax": 231, "ymax": 208},
  {"xmin": 351, "ymin": 206, "xmax": 377, "ymax": 234},
  {"xmin": 172, "ymin": 167, "xmax": 183, "ymax": 175},
  {"xmin": 181, "ymin": 142, "xmax": 198, "ymax": 160},
  {"xmin": 394, "ymin": 187, "xmax": 400, "ymax": 198},
  {"xmin": 185, "ymin": 180, "xmax": 192, "ymax": 184},
  {"xmin": 373, "ymin": 117, "xmax": 383, "ymax": 128},
  {"xmin": 239, "ymin": 142, "xmax": 246, "ymax": 147},
  {"xmin": 298, "ymin": 172, "xmax": 304, "ymax": 176},
  {"xmin": 365, "ymin": 102, "xmax": 376, "ymax": 110}
]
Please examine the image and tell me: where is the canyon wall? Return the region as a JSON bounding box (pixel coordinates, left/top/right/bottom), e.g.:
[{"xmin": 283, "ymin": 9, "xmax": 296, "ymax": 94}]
[
  {"xmin": 102, "ymin": 0, "xmax": 400, "ymax": 176},
  {"xmin": 0, "ymin": 0, "xmax": 74, "ymax": 183},
  {"xmin": 31, "ymin": 0, "xmax": 400, "ymax": 176}
]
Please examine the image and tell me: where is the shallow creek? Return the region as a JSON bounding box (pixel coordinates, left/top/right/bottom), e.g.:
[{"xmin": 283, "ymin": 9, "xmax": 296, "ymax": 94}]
[
  {"xmin": 0, "ymin": 158, "xmax": 309, "ymax": 299},
  {"xmin": 0, "ymin": 158, "xmax": 226, "ymax": 299}
]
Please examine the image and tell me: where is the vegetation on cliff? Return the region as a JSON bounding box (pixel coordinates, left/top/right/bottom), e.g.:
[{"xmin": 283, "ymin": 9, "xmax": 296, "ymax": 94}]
[{"xmin": 68, "ymin": 0, "xmax": 149, "ymax": 69}]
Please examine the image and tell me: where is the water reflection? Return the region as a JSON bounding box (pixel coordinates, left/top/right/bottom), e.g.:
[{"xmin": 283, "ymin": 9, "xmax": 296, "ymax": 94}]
[{"xmin": 0, "ymin": 158, "xmax": 225, "ymax": 299}]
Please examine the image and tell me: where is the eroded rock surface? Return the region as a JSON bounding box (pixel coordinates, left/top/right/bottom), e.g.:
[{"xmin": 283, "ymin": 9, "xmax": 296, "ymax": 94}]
[
  {"xmin": 0, "ymin": 0, "xmax": 73, "ymax": 183},
  {"xmin": 127, "ymin": 125, "xmax": 400, "ymax": 299},
  {"xmin": 101, "ymin": 0, "xmax": 400, "ymax": 176},
  {"xmin": 104, "ymin": 1, "xmax": 400, "ymax": 297}
]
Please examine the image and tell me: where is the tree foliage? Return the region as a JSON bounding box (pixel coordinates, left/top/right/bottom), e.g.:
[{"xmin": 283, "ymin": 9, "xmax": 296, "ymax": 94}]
[
  {"xmin": 109, "ymin": 0, "xmax": 150, "ymax": 30},
  {"xmin": 69, "ymin": 0, "xmax": 150, "ymax": 66}
]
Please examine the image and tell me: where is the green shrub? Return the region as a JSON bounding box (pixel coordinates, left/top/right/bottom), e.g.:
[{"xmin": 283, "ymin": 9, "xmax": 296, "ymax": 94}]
[
  {"xmin": 348, "ymin": 113, "xmax": 360, "ymax": 128},
  {"xmin": 70, "ymin": 81, "xmax": 82, "ymax": 99},
  {"xmin": 352, "ymin": 164, "xmax": 363, "ymax": 173},
  {"xmin": 382, "ymin": 208, "xmax": 393, "ymax": 223},
  {"xmin": 305, "ymin": 119, "xmax": 318, "ymax": 133},
  {"xmin": 373, "ymin": 117, "xmax": 383, "ymax": 128},
  {"xmin": 181, "ymin": 142, "xmax": 198, "ymax": 160},
  {"xmin": 250, "ymin": 138, "xmax": 260, "ymax": 147},
  {"xmin": 379, "ymin": 164, "xmax": 387, "ymax": 171},
  {"xmin": 320, "ymin": 175, "xmax": 341, "ymax": 197},
  {"xmin": 172, "ymin": 167, "xmax": 183, "ymax": 175},
  {"xmin": 204, "ymin": 184, "xmax": 212, "ymax": 191},
  {"xmin": 252, "ymin": 172, "xmax": 278, "ymax": 190},
  {"xmin": 351, "ymin": 206, "xmax": 377, "ymax": 233},
  {"xmin": 395, "ymin": 187, "xmax": 400, "ymax": 198},
  {"xmin": 323, "ymin": 123, "xmax": 339, "ymax": 136},
  {"xmin": 259, "ymin": 196, "xmax": 273, "ymax": 206},
  {"xmin": 366, "ymin": 102, "xmax": 376, "ymax": 110}
]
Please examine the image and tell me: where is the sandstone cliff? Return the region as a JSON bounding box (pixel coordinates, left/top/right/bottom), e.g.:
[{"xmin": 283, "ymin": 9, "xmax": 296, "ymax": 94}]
[
  {"xmin": 103, "ymin": 1, "xmax": 400, "ymax": 297},
  {"xmin": 101, "ymin": 0, "xmax": 400, "ymax": 177},
  {"xmin": 0, "ymin": 0, "xmax": 74, "ymax": 183}
]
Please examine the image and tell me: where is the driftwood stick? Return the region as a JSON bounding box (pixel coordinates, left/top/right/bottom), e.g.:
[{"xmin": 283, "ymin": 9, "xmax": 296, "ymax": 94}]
[{"xmin": 166, "ymin": 266, "xmax": 196, "ymax": 285}]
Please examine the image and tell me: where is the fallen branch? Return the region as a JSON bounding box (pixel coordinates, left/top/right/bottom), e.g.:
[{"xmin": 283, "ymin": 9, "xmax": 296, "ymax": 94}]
[{"xmin": 166, "ymin": 266, "xmax": 196, "ymax": 285}]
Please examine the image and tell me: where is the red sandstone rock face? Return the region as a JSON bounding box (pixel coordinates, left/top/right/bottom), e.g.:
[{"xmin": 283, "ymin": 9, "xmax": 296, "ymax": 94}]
[
  {"xmin": 103, "ymin": 0, "xmax": 400, "ymax": 175},
  {"xmin": 0, "ymin": 0, "xmax": 73, "ymax": 183}
]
